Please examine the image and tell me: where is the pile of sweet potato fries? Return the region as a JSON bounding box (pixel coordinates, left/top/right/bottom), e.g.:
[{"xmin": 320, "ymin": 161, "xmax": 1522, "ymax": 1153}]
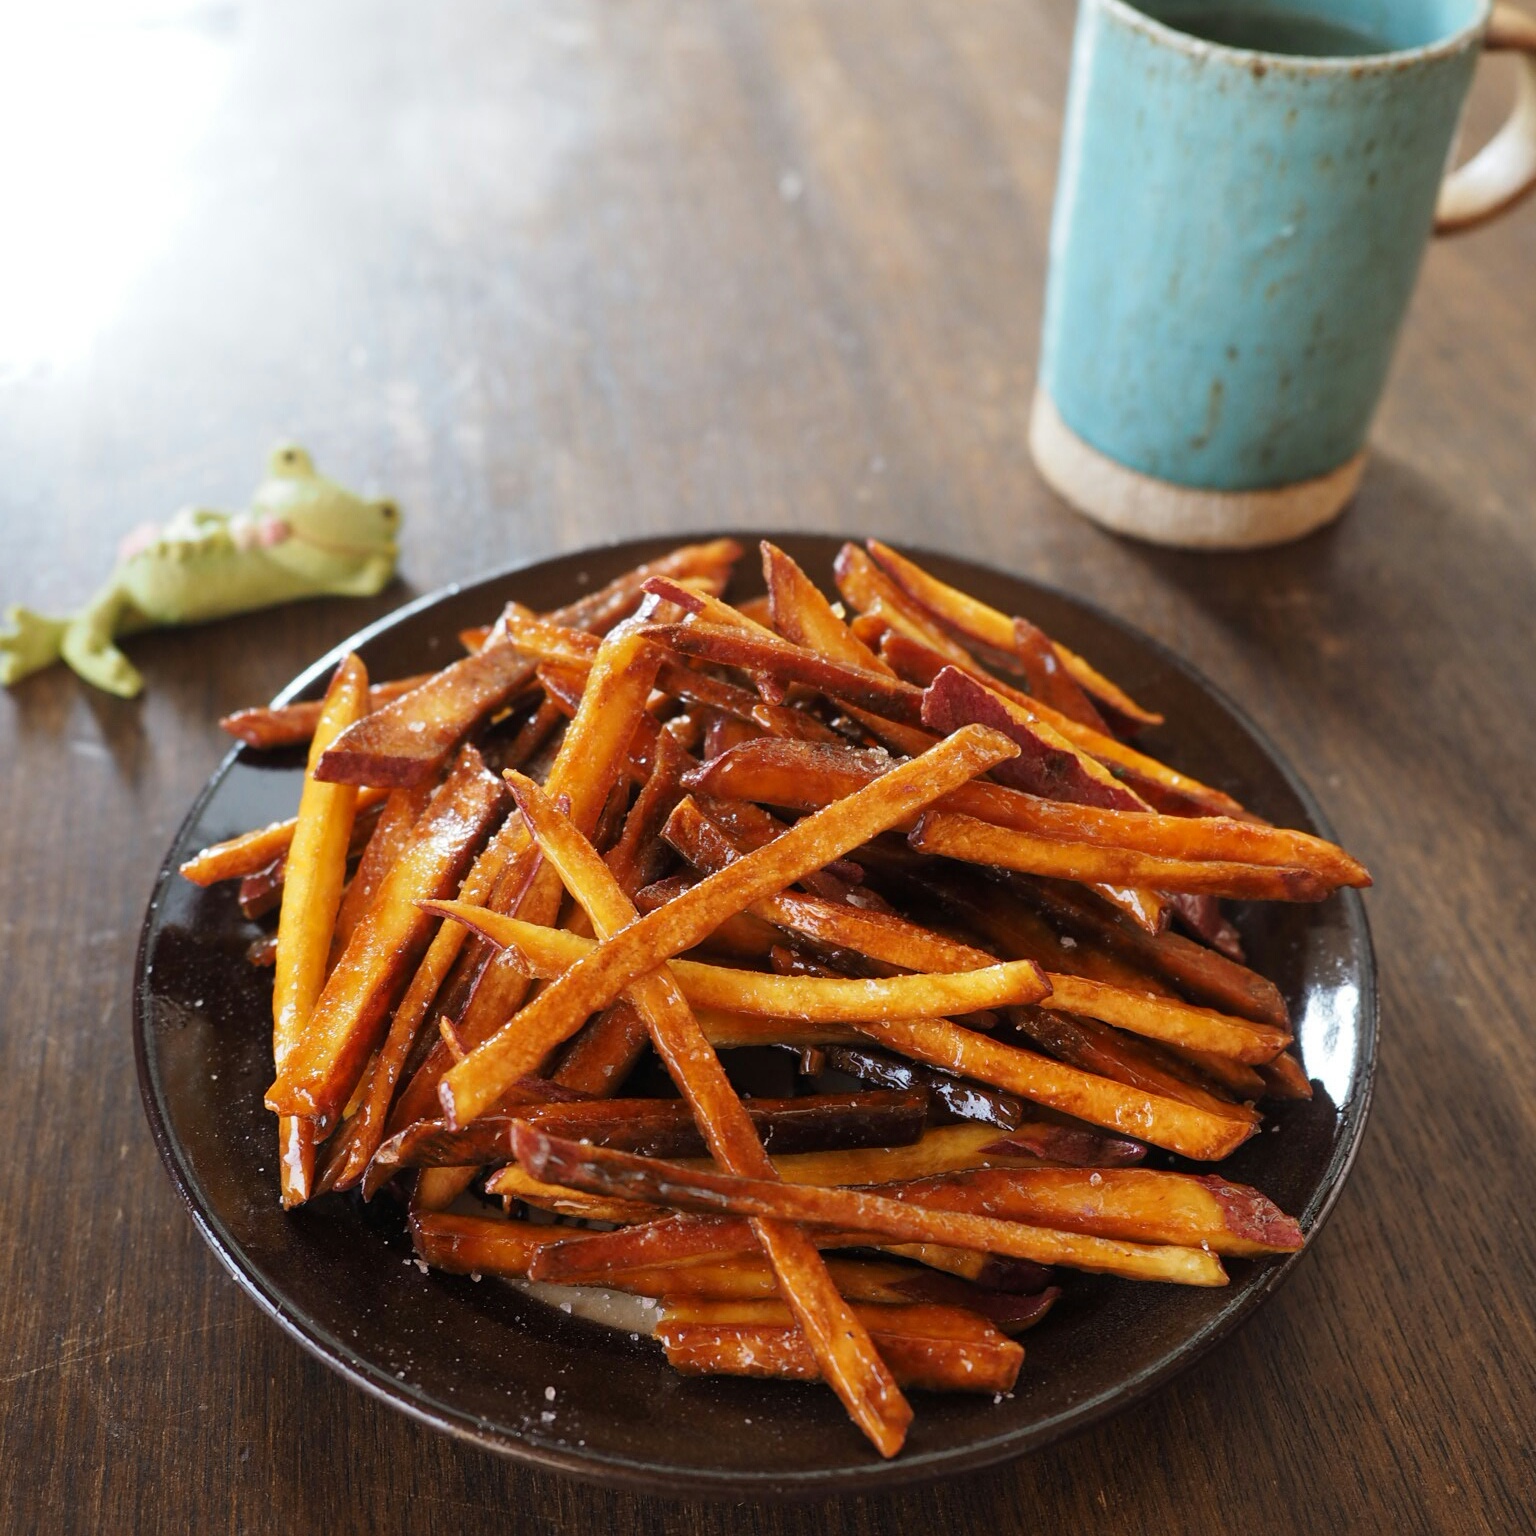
[{"xmin": 182, "ymin": 538, "xmax": 1370, "ymax": 1457}]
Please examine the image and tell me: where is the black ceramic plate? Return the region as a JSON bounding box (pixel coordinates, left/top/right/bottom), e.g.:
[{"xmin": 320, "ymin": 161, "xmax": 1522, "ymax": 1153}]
[{"xmin": 135, "ymin": 535, "xmax": 1375, "ymax": 1497}]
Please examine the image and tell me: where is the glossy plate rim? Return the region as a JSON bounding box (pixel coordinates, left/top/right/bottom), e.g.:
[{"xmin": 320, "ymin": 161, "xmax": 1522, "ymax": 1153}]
[{"xmin": 133, "ymin": 533, "xmax": 1377, "ymax": 1499}]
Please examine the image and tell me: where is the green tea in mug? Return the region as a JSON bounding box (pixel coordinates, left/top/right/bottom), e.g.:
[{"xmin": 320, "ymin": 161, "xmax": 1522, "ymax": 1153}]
[{"xmin": 1149, "ymin": 5, "xmax": 1387, "ymax": 56}]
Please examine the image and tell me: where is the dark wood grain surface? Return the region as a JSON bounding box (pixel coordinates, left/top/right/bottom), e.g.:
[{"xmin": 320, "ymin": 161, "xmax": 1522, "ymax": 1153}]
[{"xmin": 2, "ymin": 2, "xmax": 1532, "ymax": 1532}]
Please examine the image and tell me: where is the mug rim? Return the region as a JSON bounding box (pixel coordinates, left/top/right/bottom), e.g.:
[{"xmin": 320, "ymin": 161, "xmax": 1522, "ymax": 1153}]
[{"xmin": 1101, "ymin": 0, "xmax": 1489, "ymax": 72}]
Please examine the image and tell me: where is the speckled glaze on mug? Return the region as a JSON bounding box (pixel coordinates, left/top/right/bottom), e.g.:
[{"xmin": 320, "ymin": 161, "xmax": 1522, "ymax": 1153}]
[{"xmin": 1032, "ymin": 0, "xmax": 1536, "ymax": 546}]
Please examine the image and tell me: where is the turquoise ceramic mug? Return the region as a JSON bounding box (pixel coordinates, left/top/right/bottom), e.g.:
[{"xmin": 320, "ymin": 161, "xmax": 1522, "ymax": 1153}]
[{"xmin": 1032, "ymin": 0, "xmax": 1536, "ymax": 547}]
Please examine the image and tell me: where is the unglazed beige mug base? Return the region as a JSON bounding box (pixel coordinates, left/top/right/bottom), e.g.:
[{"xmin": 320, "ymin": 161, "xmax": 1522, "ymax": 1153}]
[{"xmin": 1028, "ymin": 390, "xmax": 1368, "ymax": 551}]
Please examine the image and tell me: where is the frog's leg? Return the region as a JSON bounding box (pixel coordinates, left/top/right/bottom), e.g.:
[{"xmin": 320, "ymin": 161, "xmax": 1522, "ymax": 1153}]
[
  {"xmin": 59, "ymin": 583, "xmax": 146, "ymax": 698},
  {"xmin": 0, "ymin": 606, "xmax": 70, "ymax": 686}
]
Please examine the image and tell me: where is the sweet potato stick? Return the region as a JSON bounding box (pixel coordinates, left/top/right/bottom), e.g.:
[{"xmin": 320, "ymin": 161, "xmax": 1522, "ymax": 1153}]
[
  {"xmin": 860, "ymin": 1014, "xmax": 1253, "ymax": 1158},
  {"xmin": 220, "ymin": 674, "xmax": 433, "ymax": 750},
  {"xmin": 179, "ymin": 788, "xmax": 390, "ymax": 886},
  {"xmin": 658, "ymin": 1307, "xmax": 1023, "ymax": 1394},
  {"xmin": 696, "ymin": 1124, "xmax": 1060, "ymax": 1187},
  {"xmin": 1004, "ymin": 613, "xmax": 1112, "ymax": 732},
  {"xmin": 436, "ymin": 725, "xmax": 1020, "ymax": 1125},
  {"xmin": 265, "ymin": 749, "xmax": 508, "ymax": 1122},
  {"xmin": 550, "ymin": 1000, "xmax": 655, "ymax": 1097},
  {"xmin": 511, "ymin": 1123, "xmax": 1227, "ymax": 1286},
  {"xmin": 314, "ymin": 623, "xmax": 537, "ymax": 787},
  {"xmin": 410, "ymin": 1214, "xmax": 979, "ymax": 1315},
  {"xmin": 499, "ymin": 696, "xmax": 567, "ymax": 771},
  {"xmin": 500, "ymin": 773, "xmax": 914, "ymax": 1459},
  {"xmin": 1030, "ymin": 974, "xmax": 1290, "ymax": 1064},
  {"xmin": 272, "ymin": 654, "xmax": 370, "ymax": 1205},
  {"xmin": 497, "ymin": 604, "xmax": 602, "ymax": 667},
  {"xmin": 527, "ymin": 1212, "xmax": 1048, "ymax": 1292},
  {"xmin": 1006, "ymin": 1005, "xmax": 1262, "ymax": 1117},
  {"xmin": 924, "ymin": 666, "xmax": 1149, "ymax": 811},
  {"xmin": 641, "ymin": 620, "xmax": 930, "ymax": 728},
  {"xmin": 420, "ymin": 904, "xmax": 1050, "ymax": 1021},
  {"xmin": 927, "ymin": 804, "xmax": 1327, "ymax": 897},
  {"xmin": 408, "ymin": 1210, "xmax": 581, "ymax": 1275},
  {"xmin": 645, "ymin": 1262, "xmax": 1058, "ymax": 1333},
  {"xmin": 641, "ymin": 575, "xmax": 783, "ymax": 641},
  {"xmin": 370, "ymin": 1092, "xmax": 928, "ymax": 1181},
  {"xmin": 686, "ymin": 737, "xmax": 1368, "ymax": 883},
  {"xmin": 761, "ymin": 541, "xmax": 891, "ymax": 671},
  {"xmin": 871, "ymin": 1167, "xmax": 1305, "ymax": 1257},
  {"xmin": 329, "ymin": 784, "xmax": 431, "ymax": 961},
  {"xmin": 415, "ymin": 1217, "xmax": 1015, "ymax": 1319},
  {"xmin": 865, "ymin": 538, "xmax": 1163, "ymax": 728},
  {"xmin": 1257, "ymin": 1050, "xmax": 1314, "ymax": 1101},
  {"xmin": 658, "ymin": 1298, "xmax": 1006, "ymax": 1340}
]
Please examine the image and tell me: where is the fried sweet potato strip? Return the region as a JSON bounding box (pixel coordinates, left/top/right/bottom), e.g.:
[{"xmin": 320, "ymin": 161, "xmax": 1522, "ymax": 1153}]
[
  {"xmin": 909, "ymin": 817, "xmax": 1333, "ymax": 897},
  {"xmin": 924, "ymin": 667, "xmax": 1148, "ymax": 811},
  {"xmin": 220, "ymin": 674, "xmax": 433, "ymax": 750},
  {"xmin": 179, "ymin": 787, "xmax": 390, "ymax": 885},
  {"xmin": 499, "ymin": 772, "xmax": 914, "ymax": 1459},
  {"xmin": 853, "ymin": 1016, "xmax": 1255, "ymax": 1160},
  {"xmin": 436, "ymin": 725, "xmax": 1020, "ymax": 1126},
  {"xmin": 265, "ymin": 748, "xmax": 508, "ymax": 1122},
  {"xmin": 526, "ymin": 1212, "xmax": 1051, "ymax": 1293},
  {"xmin": 369, "ymin": 1092, "xmax": 927, "ymax": 1181},
  {"xmin": 762, "ymin": 541, "xmax": 890, "ymax": 671},
  {"xmin": 314, "ymin": 626, "xmax": 537, "ymax": 788},
  {"xmin": 642, "ymin": 620, "xmax": 930, "ymax": 728},
  {"xmin": 421, "ymin": 904, "xmax": 1051, "ymax": 1021},
  {"xmin": 271, "ymin": 654, "xmax": 370, "ymax": 1204},
  {"xmin": 329, "ymin": 783, "xmax": 432, "ymax": 961},
  {"xmin": 552, "ymin": 538, "xmax": 744, "ymax": 632},
  {"xmin": 512, "ymin": 1123, "xmax": 1227, "ymax": 1286},
  {"xmin": 871, "ymin": 1167, "xmax": 1304, "ymax": 1257},
  {"xmin": 696, "ymin": 1124, "xmax": 1073, "ymax": 1187},
  {"xmin": 1022, "ymin": 974, "xmax": 1290, "ymax": 1064},
  {"xmin": 409, "ymin": 1209, "xmax": 578, "ymax": 1274},
  {"xmin": 409, "ymin": 1212, "xmax": 1010, "ymax": 1320},
  {"xmin": 658, "ymin": 1304, "xmax": 1024, "ymax": 1394}
]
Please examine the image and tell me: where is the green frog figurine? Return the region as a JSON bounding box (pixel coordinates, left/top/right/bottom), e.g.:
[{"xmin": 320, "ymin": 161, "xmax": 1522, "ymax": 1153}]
[{"xmin": 0, "ymin": 446, "xmax": 400, "ymax": 698}]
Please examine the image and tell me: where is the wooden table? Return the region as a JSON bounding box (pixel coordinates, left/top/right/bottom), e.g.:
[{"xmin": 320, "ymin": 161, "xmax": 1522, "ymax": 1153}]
[{"xmin": 3, "ymin": 2, "xmax": 1532, "ymax": 1530}]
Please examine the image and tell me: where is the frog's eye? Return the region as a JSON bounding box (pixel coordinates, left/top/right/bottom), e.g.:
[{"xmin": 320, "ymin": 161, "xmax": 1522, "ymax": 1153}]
[
  {"xmin": 379, "ymin": 502, "xmax": 399, "ymax": 522},
  {"xmin": 281, "ymin": 448, "xmax": 298, "ymax": 463}
]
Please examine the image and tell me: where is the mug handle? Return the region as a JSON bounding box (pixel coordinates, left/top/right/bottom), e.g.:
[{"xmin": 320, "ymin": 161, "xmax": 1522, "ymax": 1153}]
[{"xmin": 1435, "ymin": 3, "xmax": 1536, "ymax": 232}]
